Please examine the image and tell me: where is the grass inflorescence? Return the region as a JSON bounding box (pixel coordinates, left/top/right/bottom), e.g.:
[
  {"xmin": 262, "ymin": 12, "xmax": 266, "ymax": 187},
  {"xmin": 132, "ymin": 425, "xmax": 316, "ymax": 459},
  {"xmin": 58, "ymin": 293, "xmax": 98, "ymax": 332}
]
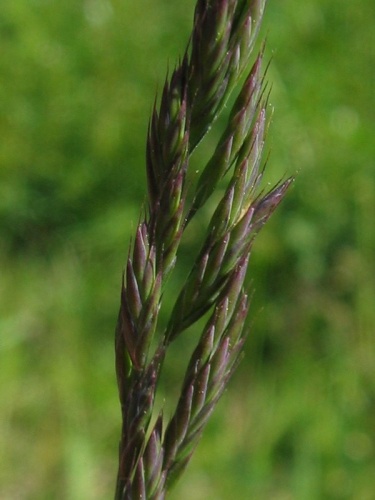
[{"xmin": 114, "ymin": 1, "xmax": 292, "ymax": 498}]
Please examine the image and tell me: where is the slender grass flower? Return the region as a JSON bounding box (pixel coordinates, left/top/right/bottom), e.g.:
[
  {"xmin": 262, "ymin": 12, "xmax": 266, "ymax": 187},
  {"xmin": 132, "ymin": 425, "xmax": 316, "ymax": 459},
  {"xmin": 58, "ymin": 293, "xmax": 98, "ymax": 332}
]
[{"xmin": 114, "ymin": 1, "xmax": 292, "ymax": 497}]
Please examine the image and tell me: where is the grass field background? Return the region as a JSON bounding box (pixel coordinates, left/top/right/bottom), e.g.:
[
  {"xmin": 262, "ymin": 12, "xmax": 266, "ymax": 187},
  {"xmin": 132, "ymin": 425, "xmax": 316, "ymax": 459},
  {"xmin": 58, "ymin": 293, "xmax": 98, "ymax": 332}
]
[{"xmin": 1, "ymin": 0, "xmax": 374, "ymax": 498}]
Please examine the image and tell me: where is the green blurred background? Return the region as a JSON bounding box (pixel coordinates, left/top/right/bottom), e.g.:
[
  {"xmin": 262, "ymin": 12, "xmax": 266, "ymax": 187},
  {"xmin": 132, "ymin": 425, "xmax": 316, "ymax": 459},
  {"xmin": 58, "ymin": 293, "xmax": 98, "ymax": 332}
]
[{"xmin": 1, "ymin": 0, "xmax": 374, "ymax": 498}]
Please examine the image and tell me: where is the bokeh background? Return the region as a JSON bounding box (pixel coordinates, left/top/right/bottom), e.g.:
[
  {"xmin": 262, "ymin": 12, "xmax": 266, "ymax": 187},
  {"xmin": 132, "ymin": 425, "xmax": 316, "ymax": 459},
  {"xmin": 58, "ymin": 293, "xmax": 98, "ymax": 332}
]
[{"xmin": 1, "ymin": 0, "xmax": 374, "ymax": 498}]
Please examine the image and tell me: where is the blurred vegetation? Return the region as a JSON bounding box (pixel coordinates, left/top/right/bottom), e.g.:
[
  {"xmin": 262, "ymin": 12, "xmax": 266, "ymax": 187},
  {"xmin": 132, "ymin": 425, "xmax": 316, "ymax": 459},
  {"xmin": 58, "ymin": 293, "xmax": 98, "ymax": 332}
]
[{"xmin": 1, "ymin": 0, "xmax": 374, "ymax": 498}]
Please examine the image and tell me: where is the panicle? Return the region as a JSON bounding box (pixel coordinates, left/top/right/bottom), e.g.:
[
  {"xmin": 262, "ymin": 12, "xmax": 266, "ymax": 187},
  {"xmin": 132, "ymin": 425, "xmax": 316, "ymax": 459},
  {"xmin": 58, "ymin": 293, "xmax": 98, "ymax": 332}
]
[{"xmin": 115, "ymin": 1, "xmax": 292, "ymax": 497}]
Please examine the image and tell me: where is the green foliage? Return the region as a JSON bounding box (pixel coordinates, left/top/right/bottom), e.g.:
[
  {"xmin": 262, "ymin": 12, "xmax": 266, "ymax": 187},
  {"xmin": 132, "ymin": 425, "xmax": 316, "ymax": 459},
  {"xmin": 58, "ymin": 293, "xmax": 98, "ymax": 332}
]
[{"xmin": 1, "ymin": 0, "xmax": 374, "ymax": 498}]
